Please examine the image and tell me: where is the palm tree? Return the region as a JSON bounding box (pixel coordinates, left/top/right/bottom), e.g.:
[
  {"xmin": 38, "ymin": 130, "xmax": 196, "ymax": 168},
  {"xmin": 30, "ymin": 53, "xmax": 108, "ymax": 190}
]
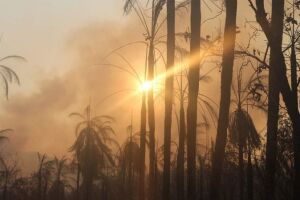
[
  {"xmin": 0, "ymin": 54, "xmax": 23, "ymax": 98},
  {"xmin": 119, "ymin": 123, "xmax": 140, "ymax": 200},
  {"xmin": 210, "ymin": 0, "xmax": 237, "ymax": 199},
  {"xmin": 187, "ymin": 1, "xmax": 201, "ymax": 200},
  {"xmin": 48, "ymin": 156, "xmax": 69, "ymax": 200},
  {"xmin": 124, "ymin": 1, "xmax": 167, "ymax": 199},
  {"xmin": 228, "ymin": 65, "xmax": 262, "ymax": 200},
  {"xmin": 0, "ymin": 156, "xmax": 19, "ymax": 200},
  {"xmin": 36, "ymin": 153, "xmax": 49, "ymax": 200},
  {"xmin": 228, "ymin": 108, "xmax": 260, "ymax": 200},
  {"xmin": 163, "ymin": 0, "xmax": 175, "ymax": 200},
  {"xmin": 70, "ymin": 105, "xmax": 116, "ymax": 200},
  {"xmin": 176, "ymin": 71, "xmax": 186, "ymax": 200}
]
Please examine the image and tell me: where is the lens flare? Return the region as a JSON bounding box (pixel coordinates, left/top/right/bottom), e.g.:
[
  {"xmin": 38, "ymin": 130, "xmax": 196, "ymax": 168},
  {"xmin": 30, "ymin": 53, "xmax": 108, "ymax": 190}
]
[{"xmin": 139, "ymin": 81, "xmax": 153, "ymax": 92}]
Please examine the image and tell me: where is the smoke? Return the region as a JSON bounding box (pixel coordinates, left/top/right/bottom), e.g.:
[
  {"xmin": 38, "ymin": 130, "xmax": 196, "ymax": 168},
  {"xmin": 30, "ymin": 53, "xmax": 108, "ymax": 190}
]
[
  {"xmin": 0, "ymin": 3, "xmax": 268, "ymax": 174},
  {"xmin": 0, "ymin": 20, "xmax": 150, "ymax": 173}
]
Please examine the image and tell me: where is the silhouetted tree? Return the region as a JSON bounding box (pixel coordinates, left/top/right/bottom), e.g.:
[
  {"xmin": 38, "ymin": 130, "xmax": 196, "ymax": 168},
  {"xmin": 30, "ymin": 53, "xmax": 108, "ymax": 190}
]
[
  {"xmin": 248, "ymin": 1, "xmax": 300, "ymax": 198},
  {"xmin": 187, "ymin": 0, "xmax": 201, "ymax": 200},
  {"xmin": 163, "ymin": 0, "xmax": 175, "ymax": 200},
  {"xmin": 70, "ymin": 106, "xmax": 116, "ymax": 200},
  {"xmin": 210, "ymin": 0, "xmax": 237, "ymax": 199}
]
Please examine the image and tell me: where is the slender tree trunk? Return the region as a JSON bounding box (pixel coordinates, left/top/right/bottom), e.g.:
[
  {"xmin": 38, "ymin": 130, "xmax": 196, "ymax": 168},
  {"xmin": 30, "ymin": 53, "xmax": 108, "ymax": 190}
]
[
  {"xmin": 247, "ymin": 148, "xmax": 253, "ymax": 200},
  {"xmin": 187, "ymin": 1, "xmax": 201, "ymax": 200},
  {"xmin": 163, "ymin": 0, "xmax": 175, "ymax": 200},
  {"xmin": 148, "ymin": 39, "xmax": 156, "ymax": 200},
  {"xmin": 139, "ymin": 93, "xmax": 146, "ymax": 200},
  {"xmin": 38, "ymin": 167, "xmax": 42, "ymax": 200},
  {"xmin": 177, "ymin": 96, "xmax": 186, "ymax": 200},
  {"xmin": 252, "ymin": 1, "xmax": 300, "ymax": 199},
  {"xmin": 198, "ymin": 157, "xmax": 204, "ymax": 200},
  {"xmin": 238, "ymin": 142, "xmax": 244, "ymax": 200},
  {"xmin": 210, "ymin": 0, "xmax": 237, "ymax": 199},
  {"xmin": 290, "ymin": 12, "xmax": 300, "ymax": 198},
  {"xmin": 265, "ymin": 1, "xmax": 282, "ymax": 199},
  {"xmin": 128, "ymin": 126, "xmax": 133, "ymax": 200},
  {"xmin": 237, "ymin": 109, "xmax": 245, "ymax": 200},
  {"xmin": 76, "ymin": 163, "xmax": 80, "ymax": 200},
  {"xmin": 3, "ymin": 173, "xmax": 7, "ymax": 200},
  {"xmin": 43, "ymin": 179, "xmax": 48, "ymax": 200},
  {"xmin": 265, "ymin": 49, "xmax": 280, "ymax": 200}
]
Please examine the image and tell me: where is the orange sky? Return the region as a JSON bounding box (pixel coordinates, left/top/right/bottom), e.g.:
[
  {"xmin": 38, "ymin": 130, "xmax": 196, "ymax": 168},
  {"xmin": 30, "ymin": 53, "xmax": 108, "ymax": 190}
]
[{"xmin": 0, "ymin": 0, "xmax": 268, "ymax": 174}]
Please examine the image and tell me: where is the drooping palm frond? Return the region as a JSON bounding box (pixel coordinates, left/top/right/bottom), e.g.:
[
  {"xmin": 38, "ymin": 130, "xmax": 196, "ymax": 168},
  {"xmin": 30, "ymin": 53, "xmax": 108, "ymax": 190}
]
[
  {"xmin": 228, "ymin": 108, "xmax": 260, "ymax": 149},
  {"xmin": 70, "ymin": 105, "xmax": 117, "ymax": 184},
  {"xmin": 153, "ymin": 0, "xmax": 166, "ymax": 28},
  {"xmin": 0, "ymin": 55, "xmax": 25, "ymax": 98},
  {"xmin": 124, "ymin": 0, "xmax": 137, "ymax": 14}
]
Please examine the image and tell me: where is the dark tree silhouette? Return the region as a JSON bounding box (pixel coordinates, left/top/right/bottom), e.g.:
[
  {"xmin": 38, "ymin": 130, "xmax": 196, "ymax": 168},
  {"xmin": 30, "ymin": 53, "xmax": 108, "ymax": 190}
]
[
  {"xmin": 70, "ymin": 106, "xmax": 116, "ymax": 200},
  {"xmin": 187, "ymin": 1, "xmax": 201, "ymax": 200},
  {"xmin": 163, "ymin": 0, "xmax": 175, "ymax": 200},
  {"xmin": 210, "ymin": 0, "xmax": 237, "ymax": 199}
]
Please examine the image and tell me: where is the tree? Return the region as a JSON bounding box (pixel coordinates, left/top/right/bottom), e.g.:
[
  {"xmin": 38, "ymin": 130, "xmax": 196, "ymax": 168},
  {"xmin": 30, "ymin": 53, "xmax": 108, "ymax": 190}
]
[
  {"xmin": 123, "ymin": 1, "xmax": 166, "ymax": 199},
  {"xmin": 176, "ymin": 70, "xmax": 186, "ymax": 200},
  {"xmin": 0, "ymin": 156, "xmax": 19, "ymax": 200},
  {"xmin": 0, "ymin": 54, "xmax": 23, "ymax": 99},
  {"xmin": 70, "ymin": 105, "xmax": 116, "ymax": 200},
  {"xmin": 228, "ymin": 65, "xmax": 262, "ymax": 200},
  {"xmin": 120, "ymin": 123, "xmax": 140, "ymax": 200},
  {"xmin": 248, "ymin": 1, "xmax": 300, "ymax": 198},
  {"xmin": 163, "ymin": 0, "xmax": 175, "ymax": 200},
  {"xmin": 48, "ymin": 156, "xmax": 69, "ymax": 200},
  {"xmin": 187, "ymin": 0, "xmax": 201, "ymax": 200},
  {"xmin": 36, "ymin": 153, "xmax": 48, "ymax": 200},
  {"xmin": 210, "ymin": 0, "xmax": 237, "ymax": 199}
]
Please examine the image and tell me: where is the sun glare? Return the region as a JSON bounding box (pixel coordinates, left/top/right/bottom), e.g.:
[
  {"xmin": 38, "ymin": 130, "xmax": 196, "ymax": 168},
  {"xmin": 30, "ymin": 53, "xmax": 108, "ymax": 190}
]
[{"xmin": 139, "ymin": 81, "xmax": 153, "ymax": 92}]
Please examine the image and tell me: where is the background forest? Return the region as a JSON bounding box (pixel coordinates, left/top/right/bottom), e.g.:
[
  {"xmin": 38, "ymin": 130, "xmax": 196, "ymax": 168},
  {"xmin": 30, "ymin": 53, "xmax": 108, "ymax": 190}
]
[{"xmin": 0, "ymin": 0, "xmax": 299, "ymax": 200}]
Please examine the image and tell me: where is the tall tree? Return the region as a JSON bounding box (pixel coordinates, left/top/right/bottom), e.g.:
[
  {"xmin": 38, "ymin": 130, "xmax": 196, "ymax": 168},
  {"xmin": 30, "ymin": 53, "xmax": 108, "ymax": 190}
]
[
  {"xmin": 187, "ymin": 0, "xmax": 201, "ymax": 200},
  {"xmin": 163, "ymin": 0, "xmax": 175, "ymax": 200},
  {"xmin": 248, "ymin": 0, "xmax": 300, "ymax": 199},
  {"xmin": 264, "ymin": 1, "xmax": 282, "ymax": 199},
  {"xmin": 177, "ymin": 71, "xmax": 186, "ymax": 200},
  {"xmin": 139, "ymin": 91, "xmax": 147, "ymax": 200},
  {"xmin": 210, "ymin": 0, "xmax": 237, "ymax": 199}
]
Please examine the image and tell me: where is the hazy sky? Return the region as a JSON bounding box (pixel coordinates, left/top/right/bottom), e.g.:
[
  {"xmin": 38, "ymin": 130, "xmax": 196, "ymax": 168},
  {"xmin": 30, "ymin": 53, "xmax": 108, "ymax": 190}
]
[
  {"xmin": 0, "ymin": 0, "xmax": 122, "ymax": 93},
  {"xmin": 0, "ymin": 1, "xmax": 267, "ymax": 173}
]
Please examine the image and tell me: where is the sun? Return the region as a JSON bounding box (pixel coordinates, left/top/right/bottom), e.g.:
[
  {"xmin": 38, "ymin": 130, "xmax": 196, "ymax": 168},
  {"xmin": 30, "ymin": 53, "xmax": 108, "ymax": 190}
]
[{"xmin": 139, "ymin": 81, "xmax": 153, "ymax": 92}]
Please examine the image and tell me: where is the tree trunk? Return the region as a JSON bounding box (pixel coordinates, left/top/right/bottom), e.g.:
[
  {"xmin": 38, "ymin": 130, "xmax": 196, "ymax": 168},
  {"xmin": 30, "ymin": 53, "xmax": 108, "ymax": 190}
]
[
  {"xmin": 210, "ymin": 0, "xmax": 237, "ymax": 199},
  {"xmin": 187, "ymin": 0, "xmax": 201, "ymax": 200},
  {"xmin": 238, "ymin": 142, "xmax": 244, "ymax": 200},
  {"xmin": 252, "ymin": 1, "xmax": 300, "ymax": 199},
  {"xmin": 147, "ymin": 39, "xmax": 156, "ymax": 200},
  {"xmin": 3, "ymin": 173, "xmax": 7, "ymax": 200},
  {"xmin": 43, "ymin": 179, "xmax": 48, "ymax": 200},
  {"xmin": 198, "ymin": 157, "xmax": 204, "ymax": 200},
  {"xmin": 264, "ymin": 1, "xmax": 282, "ymax": 199},
  {"xmin": 177, "ymin": 97, "xmax": 186, "ymax": 200},
  {"xmin": 265, "ymin": 47, "xmax": 280, "ymax": 200},
  {"xmin": 38, "ymin": 167, "xmax": 42, "ymax": 200},
  {"xmin": 247, "ymin": 148, "xmax": 253, "ymax": 200},
  {"xmin": 76, "ymin": 163, "xmax": 80, "ymax": 200},
  {"xmin": 163, "ymin": 0, "xmax": 175, "ymax": 199},
  {"xmin": 139, "ymin": 93, "xmax": 146, "ymax": 200}
]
